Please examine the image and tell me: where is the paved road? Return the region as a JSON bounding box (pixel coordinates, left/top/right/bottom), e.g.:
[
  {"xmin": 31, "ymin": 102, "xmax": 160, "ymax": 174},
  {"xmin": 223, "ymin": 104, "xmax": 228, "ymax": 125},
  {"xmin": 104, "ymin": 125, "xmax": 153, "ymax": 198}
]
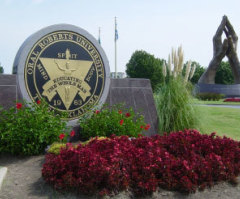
[{"xmin": 197, "ymin": 104, "xmax": 240, "ymax": 109}]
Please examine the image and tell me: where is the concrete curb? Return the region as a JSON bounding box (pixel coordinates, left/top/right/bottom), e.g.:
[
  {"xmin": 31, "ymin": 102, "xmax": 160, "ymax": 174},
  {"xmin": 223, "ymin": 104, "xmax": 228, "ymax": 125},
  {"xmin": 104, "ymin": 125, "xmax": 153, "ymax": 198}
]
[{"xmin": 0, "ymin": 167, "xmax": 7, "ymax": 190}]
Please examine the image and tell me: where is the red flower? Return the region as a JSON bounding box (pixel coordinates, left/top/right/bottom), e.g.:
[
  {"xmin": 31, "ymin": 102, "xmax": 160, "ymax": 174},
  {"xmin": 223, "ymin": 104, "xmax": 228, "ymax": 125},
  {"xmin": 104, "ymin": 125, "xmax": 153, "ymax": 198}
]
[
  {"xmin": 16, "ymin": 103, "xmax": 22, "ymax": 109},
  {"xmin": 59, "ymin": 133, "xmax": 65, "ymax": 140},
  {"xmin": 140, "ymin": 125, "xmax": 144, "ymax": 129},
  {"xmin": 95, "ymin": 110, "xmax": 100, "ymax": 114},
  {"xmin": 36, "ymin": 100, "xmax": 41, "ymax": 104},
  {"xmin": 119, "ymin": 119, "xmax": 124, "ymax": 125},
  {"xmin": 70, "ymin": 130, "xmax": 75, "ymax": 137},
  {"xmin": 125, "ymin": 113, "xmax": 131, "ymax": 117},
  {"xmin": 118, "ymin": 110, "xmax": 122, "ymax": 114},
  {"xmin": 144, "ymin": 124, "xmax": 150, "ymax": 130}
]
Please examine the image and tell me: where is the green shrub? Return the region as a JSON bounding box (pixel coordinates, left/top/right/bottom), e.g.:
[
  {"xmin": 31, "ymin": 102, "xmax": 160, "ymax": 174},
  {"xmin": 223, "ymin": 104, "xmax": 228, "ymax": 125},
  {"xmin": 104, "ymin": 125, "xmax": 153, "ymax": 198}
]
[
  {"xmin": 154, "ymin": 77, "xmax": 199, "ymax": 134},
  {"xmin": 79, "ymin": 104, "xmax": 148, "ymax": 140},
  {"xmin": 0, "ymin": 100, "xmax": 67, "ymax": 155},
  {"xmin": 196, "ymin": 92, "xmax": 225, "ymax": 101}
]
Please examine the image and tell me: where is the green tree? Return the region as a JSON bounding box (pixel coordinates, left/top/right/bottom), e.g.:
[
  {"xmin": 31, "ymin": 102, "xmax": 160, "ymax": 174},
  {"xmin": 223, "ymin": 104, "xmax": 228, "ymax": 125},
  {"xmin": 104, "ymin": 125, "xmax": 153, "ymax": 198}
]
[
  {"xmin": 215, "ymin": 61, "xmax": 234, "ymax": 84},
  {"xmin": 0, "ymin": 62, "xmax": 4, "ymax": 74},
  {"xmin": 126, "ymin": 50, "xmax": 164, "ymax": 92}
]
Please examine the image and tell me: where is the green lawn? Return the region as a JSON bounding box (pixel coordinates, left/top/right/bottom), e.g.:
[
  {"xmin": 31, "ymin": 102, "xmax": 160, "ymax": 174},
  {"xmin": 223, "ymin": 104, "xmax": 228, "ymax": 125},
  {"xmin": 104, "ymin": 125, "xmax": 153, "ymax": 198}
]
[
  {"xmin": 196, "ymin": 106, "xmax": 240, "ymax": 140},
  {"xmin": 193, "ymin": 98, "xmax": 240, "ymax": 105}
]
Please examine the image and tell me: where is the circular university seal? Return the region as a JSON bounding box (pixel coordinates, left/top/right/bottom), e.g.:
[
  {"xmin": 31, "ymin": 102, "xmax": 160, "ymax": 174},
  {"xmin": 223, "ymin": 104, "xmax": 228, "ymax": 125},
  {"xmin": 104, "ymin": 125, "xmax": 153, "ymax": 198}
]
[{"xmin": 13, "ymin": 24, "xmax": 110, "ymax": 126}]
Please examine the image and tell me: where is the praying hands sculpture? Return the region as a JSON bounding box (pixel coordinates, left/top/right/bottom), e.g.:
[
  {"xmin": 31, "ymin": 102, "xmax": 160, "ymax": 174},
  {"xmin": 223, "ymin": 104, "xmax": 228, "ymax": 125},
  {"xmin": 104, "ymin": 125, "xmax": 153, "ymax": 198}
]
[{"xmin": 198, "ymin": 15, "xmax": 240, "ymax": 84}]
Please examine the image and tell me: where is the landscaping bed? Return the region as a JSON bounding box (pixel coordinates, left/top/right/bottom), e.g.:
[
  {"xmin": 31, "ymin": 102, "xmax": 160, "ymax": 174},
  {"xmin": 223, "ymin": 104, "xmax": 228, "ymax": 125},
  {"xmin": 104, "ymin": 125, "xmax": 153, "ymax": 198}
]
[
  {"xmin": 1, "ymin": 93, "xmax": 240, "ymax": 198},
  {"xmin": 1, "ymin": 138, "xmax": 240, "ymax": 198},
  {"xmin": 41, "ymin": 130, "xmax": 240, "ymax": 197}
]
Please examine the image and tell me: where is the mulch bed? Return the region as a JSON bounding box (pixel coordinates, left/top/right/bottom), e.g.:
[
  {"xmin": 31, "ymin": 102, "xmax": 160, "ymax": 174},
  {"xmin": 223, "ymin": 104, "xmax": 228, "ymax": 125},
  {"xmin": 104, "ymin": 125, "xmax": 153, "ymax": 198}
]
[{"xmin": 1, "ymin": 154, "xmax": 240, "ymax": 199}]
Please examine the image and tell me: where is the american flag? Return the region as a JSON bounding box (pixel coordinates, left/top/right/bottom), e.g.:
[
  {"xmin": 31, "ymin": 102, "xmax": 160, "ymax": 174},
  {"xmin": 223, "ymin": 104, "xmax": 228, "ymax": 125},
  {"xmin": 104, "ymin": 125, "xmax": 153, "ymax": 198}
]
[{"xmin": 115, "ymin": 18, "xmax": 118, "ymax": 41}]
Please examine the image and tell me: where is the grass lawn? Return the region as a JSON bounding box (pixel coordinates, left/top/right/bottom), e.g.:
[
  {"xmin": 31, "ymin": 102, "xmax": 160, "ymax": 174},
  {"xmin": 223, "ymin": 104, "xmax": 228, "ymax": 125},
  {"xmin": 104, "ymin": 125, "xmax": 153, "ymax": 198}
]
[
  {"xmin": 196, "ymin": 106, "xmax": 240, "ymax": 140},
  {"xmin": 193, "ymin": 98, "xmax": 240, "ymax": 105}
]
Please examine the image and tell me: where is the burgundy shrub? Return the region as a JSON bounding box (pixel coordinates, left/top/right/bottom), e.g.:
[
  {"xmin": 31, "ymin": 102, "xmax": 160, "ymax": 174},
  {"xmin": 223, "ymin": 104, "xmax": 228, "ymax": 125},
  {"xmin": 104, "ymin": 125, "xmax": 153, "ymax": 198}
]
[{"xmin": 42, "ymin": 130, "xmax": 240, "ymax": 196}]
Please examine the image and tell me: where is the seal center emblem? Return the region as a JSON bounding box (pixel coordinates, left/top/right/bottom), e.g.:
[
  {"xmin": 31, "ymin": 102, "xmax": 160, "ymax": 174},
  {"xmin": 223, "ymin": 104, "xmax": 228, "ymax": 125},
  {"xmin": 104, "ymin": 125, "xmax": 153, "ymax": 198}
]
[{"xmin": 41, "ymin": 48, "xmax": 93, "ymax": 110}]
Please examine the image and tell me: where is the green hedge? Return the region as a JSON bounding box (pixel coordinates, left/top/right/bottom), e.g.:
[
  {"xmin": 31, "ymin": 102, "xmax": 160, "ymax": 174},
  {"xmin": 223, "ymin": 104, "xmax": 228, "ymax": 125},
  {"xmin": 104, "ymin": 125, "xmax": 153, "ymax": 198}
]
[
  {"xmin": 0, "ymin": 100, "xmax": 67, "ymax": 155},
  {"xmin": 196, "ymin": 93, "xmax": 225, "ymax": 101}
]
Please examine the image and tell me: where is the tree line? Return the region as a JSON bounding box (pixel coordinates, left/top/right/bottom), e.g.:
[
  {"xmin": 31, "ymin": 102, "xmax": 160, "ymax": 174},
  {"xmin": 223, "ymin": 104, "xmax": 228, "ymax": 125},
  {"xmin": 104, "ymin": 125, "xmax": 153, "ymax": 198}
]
[
  {"xmin": 0, "ymin": 62, "xmax": 3, "ymax": 74},
  {"xmin": 126, "ymin": 50, "xmax": 234, "ymax": 92}
]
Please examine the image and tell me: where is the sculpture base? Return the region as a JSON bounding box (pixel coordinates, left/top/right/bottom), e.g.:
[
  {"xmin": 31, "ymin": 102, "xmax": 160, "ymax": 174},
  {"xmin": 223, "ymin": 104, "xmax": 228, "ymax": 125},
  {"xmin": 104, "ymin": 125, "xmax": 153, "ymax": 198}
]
[{"xmin": 195, "ymin": 83, "xmax": 240, "ymax": 97}]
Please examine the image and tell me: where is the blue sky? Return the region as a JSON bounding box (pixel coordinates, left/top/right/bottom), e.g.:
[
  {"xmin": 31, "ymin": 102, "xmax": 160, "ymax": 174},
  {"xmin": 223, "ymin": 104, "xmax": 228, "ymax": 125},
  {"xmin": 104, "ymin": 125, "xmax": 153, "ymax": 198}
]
[{"xmin": 1, "ymin": 0, "xmax": 240, "ymax": 74}]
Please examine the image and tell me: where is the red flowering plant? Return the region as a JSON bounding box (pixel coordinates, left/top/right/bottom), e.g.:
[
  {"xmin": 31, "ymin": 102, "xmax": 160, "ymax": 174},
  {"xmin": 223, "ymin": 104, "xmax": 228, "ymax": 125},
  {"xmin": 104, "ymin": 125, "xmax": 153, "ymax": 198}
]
[
  {"xmin": 46, "ymin": 128, "xmax": 77, "ymax": 155},
  {"xmin": 42, "ymin": 130, "xmax": 240, "ymax": 196},
  {"xmin": 0, "ymin": 99, "xmax": 67, "ymax": 155},
  {"xmin": 224, "ymin": 98, "xmax": 240, "ymax": 102},
  {"xmin": 58, "ymin": 130, "xmax": 76, "ymax": 143},
  {"xmin": 78, "ymin": 103, "xmax": 147, "ymax": 140}
]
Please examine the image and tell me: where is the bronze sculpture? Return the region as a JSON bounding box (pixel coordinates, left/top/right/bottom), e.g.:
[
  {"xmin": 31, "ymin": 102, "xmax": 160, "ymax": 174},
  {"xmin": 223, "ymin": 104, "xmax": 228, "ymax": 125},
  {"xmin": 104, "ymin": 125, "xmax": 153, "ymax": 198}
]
[{"xmin": 198, "ymin": 15, "xmax": 240, "ymax": 84}]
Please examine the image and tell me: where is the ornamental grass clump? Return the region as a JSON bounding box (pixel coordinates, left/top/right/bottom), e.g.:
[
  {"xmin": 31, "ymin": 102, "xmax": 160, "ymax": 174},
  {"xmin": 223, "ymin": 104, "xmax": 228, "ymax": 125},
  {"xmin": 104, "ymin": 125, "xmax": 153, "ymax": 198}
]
[
  {"xmin": 155, "ymin": 46, "xmax": 199, "ymax": 134},
  {"xmin": 78, "ymin": 103, "xmax": 148, "ymax": 140},
  {"xmin": 155, "ymin": 77, "xmax": 199, "ymax": 133},
  {"xmin": 0, "ymin": 100, "xmax": 67, "ymax": 155},
  {"xmin": 42, "ymin": 130, "xmax": 240, "ymax": 196}
]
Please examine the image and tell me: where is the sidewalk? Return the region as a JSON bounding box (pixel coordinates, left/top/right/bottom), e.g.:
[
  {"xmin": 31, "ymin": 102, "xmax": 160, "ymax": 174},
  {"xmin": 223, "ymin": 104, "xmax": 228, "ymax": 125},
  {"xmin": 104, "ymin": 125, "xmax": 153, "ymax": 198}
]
[{"xmin": 0, "ymin": 166, "xmax": 7, "ymax": 190}]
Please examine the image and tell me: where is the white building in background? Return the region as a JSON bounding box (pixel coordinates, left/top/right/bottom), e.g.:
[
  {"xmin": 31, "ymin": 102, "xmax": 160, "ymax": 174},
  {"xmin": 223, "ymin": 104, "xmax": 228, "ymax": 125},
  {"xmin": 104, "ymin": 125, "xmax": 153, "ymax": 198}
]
[{"xmin": 110, "ymin": 72, "xmax": 126, "ymax": 78}]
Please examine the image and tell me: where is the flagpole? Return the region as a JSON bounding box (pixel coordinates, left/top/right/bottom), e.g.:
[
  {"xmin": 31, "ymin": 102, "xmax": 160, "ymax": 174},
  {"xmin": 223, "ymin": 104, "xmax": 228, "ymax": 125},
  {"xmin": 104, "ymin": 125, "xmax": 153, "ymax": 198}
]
[{"xmin": 115, "ymin": 17, "xmax": 117, "ymax": 78}]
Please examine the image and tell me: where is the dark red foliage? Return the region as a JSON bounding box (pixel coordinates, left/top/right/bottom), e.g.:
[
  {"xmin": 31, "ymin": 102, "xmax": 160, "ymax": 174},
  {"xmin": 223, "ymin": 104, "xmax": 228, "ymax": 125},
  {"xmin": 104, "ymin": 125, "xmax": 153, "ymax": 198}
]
[
  {"xmin": 42, "ymin": 130, "xmax": 240, "ymax": 196},
  {"xmin": 224, "ymin": 98, "xmax": 240, "ymax": 102}
]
